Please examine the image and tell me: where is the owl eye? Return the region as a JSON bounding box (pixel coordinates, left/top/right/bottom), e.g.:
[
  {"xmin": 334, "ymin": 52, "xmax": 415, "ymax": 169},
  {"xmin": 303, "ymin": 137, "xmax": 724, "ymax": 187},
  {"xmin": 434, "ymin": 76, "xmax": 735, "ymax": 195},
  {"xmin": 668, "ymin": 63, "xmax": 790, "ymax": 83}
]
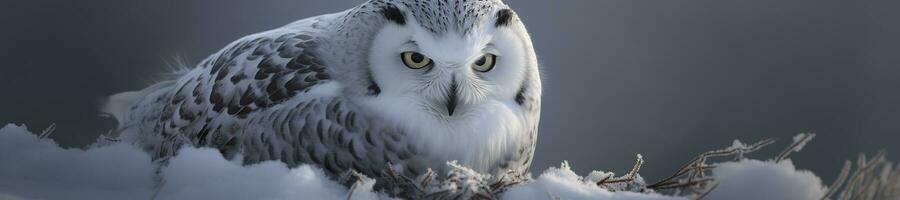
[
  {"xmin": 472, "ymin": 54, "xmax": 497, "ymax": 72},
  {"xmin": 401, "ymin": 52, "xmax": 433, "ymax": 69}
]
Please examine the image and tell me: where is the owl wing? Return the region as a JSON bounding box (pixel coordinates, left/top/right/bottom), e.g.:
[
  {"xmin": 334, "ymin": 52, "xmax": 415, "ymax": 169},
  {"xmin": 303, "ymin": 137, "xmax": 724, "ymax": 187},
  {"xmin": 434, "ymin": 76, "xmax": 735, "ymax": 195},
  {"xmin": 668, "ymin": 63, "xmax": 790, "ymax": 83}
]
[{"xmin": 112, "ymin": 21, "xmax": 412, "ymax": 177}]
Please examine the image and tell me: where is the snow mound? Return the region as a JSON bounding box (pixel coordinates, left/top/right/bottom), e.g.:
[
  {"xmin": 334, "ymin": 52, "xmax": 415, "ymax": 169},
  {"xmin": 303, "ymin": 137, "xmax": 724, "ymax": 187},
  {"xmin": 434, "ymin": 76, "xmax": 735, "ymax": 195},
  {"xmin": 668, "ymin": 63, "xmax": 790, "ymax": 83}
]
[
  {"xmin": 0, "ymin": 124, "xmax": 386, "ymax": 200},
  {"xmin": 0, "ymin": 124, "xmax": 155, "ymax": 200},
  {"xmin": 503, "ymin": 162, "xmax": 683, "ymax": 200},
  {"xmin": 1, "ymin": 124, "xmax": 888, "ymax": 200},
  {"xmin": 156, "ymin": 148, "xmax": 383, "ymax": 200},
  {"xmin": 707, "ymin": 159, "xmax": 827, "ymax": 200}
]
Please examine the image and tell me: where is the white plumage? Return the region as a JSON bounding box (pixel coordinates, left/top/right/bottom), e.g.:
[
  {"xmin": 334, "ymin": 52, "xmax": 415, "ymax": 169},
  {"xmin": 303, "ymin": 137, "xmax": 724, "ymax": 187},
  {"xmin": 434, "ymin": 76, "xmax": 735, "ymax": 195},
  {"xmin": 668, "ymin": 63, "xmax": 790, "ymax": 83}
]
[{"xmin": 104, "ymin": 0, "xmax": 542, "ymax": 181}]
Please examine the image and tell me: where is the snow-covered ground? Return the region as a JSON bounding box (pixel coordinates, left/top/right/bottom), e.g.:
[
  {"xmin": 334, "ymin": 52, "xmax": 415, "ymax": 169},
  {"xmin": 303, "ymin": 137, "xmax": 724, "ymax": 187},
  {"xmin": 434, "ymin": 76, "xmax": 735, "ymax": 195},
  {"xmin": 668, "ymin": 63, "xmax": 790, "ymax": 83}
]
[{"xmin": 0, "ymin": 124, "xmax": 888, "ymax": 200}]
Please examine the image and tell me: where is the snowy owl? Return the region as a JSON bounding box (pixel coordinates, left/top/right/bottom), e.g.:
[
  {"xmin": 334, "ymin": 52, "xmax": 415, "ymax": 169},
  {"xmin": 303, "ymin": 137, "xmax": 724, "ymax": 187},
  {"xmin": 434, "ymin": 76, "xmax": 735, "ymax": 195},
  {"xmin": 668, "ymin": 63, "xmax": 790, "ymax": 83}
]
[{"xmin": 103, "ymin": 0, "xmax": 541, "ymax": 179}]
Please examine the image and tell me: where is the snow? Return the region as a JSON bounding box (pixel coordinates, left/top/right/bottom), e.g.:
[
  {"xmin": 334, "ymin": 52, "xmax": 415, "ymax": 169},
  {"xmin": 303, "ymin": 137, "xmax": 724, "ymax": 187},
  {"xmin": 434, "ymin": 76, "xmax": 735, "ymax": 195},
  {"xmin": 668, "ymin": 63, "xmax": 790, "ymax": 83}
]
[
  {"xmin": 0, "ymin": 124, "xmax": 840, "ymax": 200},
  {"xmin": 0, "ymin": 124, "xmax": 385, "ymax": 200},
  {"xmin": 155, "ymin": 148, "xmax": 383, "ymax": 200},
  {"xmin": 0, "ymin": 124, "xmax": 155, "ymax": 200},
  {"xmin": 502, "ymin": 162, "xmax": 684, "ymax": 200},
  {"xmin": 707, "ymin": 159, "xmax": 827, "ymax": 200}
]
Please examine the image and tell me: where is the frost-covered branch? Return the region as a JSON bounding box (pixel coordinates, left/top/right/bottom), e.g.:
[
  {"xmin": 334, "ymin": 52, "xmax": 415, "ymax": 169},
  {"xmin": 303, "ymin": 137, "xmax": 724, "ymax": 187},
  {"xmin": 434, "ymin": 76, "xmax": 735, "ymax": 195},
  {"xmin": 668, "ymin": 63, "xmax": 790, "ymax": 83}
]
[
  {"xmin": 776, "ymin": 133, "xmax": 816, "ymax": 162},
  {"xmin": 645, "ymin": 138, "xmax": 776, "ymax": 198},
  {"xmin": 823, "ymin": 161, "xmax": 853, "ymax": 200},
  {"xmin": 596, "ymin": 154, "xmax": 644, "ymax": 187},
  {"xmin": 823, "ymin": 150, "xmax": 900, "ymax": 200}
]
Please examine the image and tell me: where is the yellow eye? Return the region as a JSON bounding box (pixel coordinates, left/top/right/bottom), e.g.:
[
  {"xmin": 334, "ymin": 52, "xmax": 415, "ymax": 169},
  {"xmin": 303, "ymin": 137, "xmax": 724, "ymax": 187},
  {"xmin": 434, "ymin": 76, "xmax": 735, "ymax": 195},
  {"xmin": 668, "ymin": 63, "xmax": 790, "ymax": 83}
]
[
  {"xmin": 401, "ymin": 52, "xmax": 433, "ymax": 69},
  {"xmin": 472, "ymin": 54, "xmax": 497, "ymax": 72}
]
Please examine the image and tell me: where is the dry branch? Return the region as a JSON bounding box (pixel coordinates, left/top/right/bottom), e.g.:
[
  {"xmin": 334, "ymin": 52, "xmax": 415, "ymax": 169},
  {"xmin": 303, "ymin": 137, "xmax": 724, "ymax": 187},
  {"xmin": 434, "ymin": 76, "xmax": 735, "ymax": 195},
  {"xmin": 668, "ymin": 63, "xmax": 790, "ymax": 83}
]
[
  {"xmin": 645, "ymin": 138, "xmax": 776, "ymax": 197},
  {"xmin": 775, "ymin": 133, "xmax": 816, "ymax": 162},
  {"xmin": 823, "ymin": 150, "xmax": 900, "ymax": 200},
  {"xmin": 339, "ymin": 133, "xmax": 897, "ymax": 200},
  {"xmin": 597, "ymin": 154, "xmax": 644, "ymax": 186},
  {"xmin": 39, "ymin": 123, "xmax": 56, "ymax": 139}
]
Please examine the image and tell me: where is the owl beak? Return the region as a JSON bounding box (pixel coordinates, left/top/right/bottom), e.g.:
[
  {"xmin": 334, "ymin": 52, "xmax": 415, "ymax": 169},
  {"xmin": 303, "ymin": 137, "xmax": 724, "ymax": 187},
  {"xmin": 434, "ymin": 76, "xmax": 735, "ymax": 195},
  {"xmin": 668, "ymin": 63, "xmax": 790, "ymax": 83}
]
[{"xmin": 445, "ymin": 78, "xmax": 459, "ymax": 116}]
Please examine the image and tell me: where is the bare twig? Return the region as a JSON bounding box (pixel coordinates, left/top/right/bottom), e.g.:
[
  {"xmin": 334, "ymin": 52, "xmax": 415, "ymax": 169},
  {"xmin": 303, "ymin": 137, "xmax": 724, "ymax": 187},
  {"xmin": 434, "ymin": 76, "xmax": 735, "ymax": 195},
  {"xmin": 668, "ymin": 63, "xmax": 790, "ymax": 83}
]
[
  {"xmin": 838, "ymin": 151, "xmax": 886, "ymax": 200},
  {"xmin": 39, "ymin": 123, "xmax": 56, "ymax": 139},
  {"xmin": 647, "ymin": 138, "xmax": 775, "ymax": 195},
  {"xmin": 693, "ymin": 182, "xmax": 719, "ymax": 200},
  {"xmin": 490, "ymin": 169, "xmax": 528, "ymax": 193},
  {"xmin": 345, "ymin": 170, "xmax": 369, "ymax": 200},
  {"xmin": 775, "ymin": 133, "xmax": 816, "ymax": 162},
  {"xmin": 821, "ymin": 150, "xmax": 900, "ymax": 200},
  {"xmin": 598, "ymin": 154, "xmax": 644, "ymax": 185},
  {"xmin": 652, "ymin": 178, "xmax": 715, "ymax": 190},
  {"xmin": 823, "ymin": 160, "xmax": 852, "ymax": 200}
]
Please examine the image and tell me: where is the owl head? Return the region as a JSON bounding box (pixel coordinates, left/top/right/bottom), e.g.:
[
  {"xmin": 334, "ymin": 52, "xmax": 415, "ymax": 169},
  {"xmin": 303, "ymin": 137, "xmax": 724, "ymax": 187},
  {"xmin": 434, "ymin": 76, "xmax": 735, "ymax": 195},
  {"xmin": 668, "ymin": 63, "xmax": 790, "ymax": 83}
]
[{"xmin": 352, "ymin": 0, "xmax": 541, "ymax": 125}]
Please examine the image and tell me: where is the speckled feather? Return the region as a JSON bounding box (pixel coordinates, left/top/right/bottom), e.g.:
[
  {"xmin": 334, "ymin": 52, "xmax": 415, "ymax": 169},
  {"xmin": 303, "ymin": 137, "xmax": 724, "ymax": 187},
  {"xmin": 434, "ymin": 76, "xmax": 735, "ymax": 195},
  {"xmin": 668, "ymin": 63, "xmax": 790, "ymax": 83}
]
[{"xmin": 110, "ymin": 0, "xmax": 541, "ymax": 181}]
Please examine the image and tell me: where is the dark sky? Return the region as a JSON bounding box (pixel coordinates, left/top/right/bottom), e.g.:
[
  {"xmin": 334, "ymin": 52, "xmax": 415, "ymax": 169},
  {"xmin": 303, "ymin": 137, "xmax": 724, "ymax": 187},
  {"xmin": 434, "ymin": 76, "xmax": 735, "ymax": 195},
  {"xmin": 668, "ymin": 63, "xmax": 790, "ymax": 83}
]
[{"xmin": 1, "ymin": 0, "xmax": 898, "ymax": 183}]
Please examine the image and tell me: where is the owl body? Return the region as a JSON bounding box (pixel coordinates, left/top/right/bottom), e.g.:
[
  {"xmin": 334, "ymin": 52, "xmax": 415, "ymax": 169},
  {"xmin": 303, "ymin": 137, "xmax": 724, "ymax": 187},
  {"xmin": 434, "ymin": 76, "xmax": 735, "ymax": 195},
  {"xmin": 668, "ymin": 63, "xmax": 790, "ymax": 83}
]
[{"xmin": 106, "ymin": 0, "xmax": 541, "ymax": 179}]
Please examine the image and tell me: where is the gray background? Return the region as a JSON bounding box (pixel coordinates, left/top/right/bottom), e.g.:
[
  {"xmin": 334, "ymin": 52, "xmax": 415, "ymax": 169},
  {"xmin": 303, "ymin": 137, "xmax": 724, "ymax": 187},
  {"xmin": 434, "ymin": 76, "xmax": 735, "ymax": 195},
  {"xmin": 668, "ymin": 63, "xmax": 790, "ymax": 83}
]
[{"xmin": 1, "ymin": 0, "xmax": 898, "ymax": 183}]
